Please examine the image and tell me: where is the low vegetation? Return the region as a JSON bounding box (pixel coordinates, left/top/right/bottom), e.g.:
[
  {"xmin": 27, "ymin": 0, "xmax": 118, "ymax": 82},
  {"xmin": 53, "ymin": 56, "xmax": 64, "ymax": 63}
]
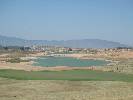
[
  {"xmin": 6, "ymin": 58, "xmax": 29, "ymax": 63},
  {"xmin": 0, "ymin": 69, "xmax": 133, "ymax": 82},
  {"xmin": 97, "ymin": 59, "xmax": 133, "ymax": 74},
  {"xmin": 0, "ymin": 77, "xmax": 133, "ymax": 100}
]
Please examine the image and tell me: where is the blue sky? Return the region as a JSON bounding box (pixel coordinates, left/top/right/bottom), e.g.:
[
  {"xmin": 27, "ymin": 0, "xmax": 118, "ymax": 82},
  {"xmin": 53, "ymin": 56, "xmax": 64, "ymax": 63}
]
[{"xmin": 0, "ymin": 0, "xmax": 133, "ymax": 45}]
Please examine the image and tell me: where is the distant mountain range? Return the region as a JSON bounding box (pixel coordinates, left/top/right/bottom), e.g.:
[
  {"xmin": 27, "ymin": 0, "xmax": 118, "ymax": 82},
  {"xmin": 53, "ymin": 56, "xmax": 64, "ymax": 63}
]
[{"xmin": 0, "ymin": 35, "xmax": 130, "ymax": 48}]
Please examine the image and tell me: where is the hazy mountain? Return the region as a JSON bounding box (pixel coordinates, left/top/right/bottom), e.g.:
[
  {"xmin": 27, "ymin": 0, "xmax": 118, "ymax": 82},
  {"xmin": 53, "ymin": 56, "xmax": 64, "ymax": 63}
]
[
  {"xmin": 0, "ymin": 35, "xmax": 26, "ymax": 46},
  {"xmin": 0, "ymin": 35, "xmax": 129, "ymax": 48}
]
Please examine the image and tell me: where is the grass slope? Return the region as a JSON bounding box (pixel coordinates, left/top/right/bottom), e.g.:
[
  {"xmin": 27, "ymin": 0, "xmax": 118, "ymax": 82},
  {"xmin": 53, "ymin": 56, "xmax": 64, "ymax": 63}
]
[{"xmin": 0, "ymin": 69, "xmax": 133, "ymax": 82}]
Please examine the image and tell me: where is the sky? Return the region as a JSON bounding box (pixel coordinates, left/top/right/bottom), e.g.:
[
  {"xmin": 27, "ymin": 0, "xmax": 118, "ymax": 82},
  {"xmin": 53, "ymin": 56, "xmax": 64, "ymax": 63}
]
[{"xmin": 0, "ymin": 0, "xmax": 133, "ymax": 45}]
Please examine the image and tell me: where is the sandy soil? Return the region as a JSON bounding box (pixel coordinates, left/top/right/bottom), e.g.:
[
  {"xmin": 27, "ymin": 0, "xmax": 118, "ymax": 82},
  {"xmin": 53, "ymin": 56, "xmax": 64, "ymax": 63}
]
[
  {"xmin": 0, "ymin": 61, "xmax": 97, "ymax": 71},
  {"xmin": 0, "ymin": 52, "xmax": 100, "ymax": 71},
  {"xmin": 0, "ymin": 51, "xmax": 133, "ymax": 72}
]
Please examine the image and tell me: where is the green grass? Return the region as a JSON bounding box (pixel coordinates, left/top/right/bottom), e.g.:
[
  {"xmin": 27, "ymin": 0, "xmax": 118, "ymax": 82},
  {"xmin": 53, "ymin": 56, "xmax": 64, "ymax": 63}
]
[{"xmin": 0, "ymin": 69, "xmax": 133, "ymax": 82}]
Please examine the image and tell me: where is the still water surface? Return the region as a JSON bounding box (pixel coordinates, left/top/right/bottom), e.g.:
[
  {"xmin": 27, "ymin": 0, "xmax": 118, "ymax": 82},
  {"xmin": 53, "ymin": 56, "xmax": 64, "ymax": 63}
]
[{"xmin": 33, "ymin": 57, "xmax": 109, "ymax": 67}]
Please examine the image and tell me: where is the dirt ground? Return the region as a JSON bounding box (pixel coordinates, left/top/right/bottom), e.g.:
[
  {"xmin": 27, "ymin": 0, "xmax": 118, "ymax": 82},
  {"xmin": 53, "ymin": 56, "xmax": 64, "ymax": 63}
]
[
  {"xmin": 0, "ymin": 77, "xmax": 133, "ymax": 100},
  {"xmin": 0, "ymin": 51, "xmax": 133, "ymax": 73}
]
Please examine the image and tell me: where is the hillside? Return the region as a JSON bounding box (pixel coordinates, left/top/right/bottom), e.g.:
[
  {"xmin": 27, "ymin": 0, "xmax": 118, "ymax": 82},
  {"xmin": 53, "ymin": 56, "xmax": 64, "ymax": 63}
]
[{"xmin": 0, "ymin": 35, "xmax": 128, "ymax": 48}]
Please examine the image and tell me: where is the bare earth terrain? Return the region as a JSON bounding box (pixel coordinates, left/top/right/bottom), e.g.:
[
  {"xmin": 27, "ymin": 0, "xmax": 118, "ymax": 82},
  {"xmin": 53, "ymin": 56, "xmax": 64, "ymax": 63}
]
[
  {"xmin": 0, "ymin": 51, "xmax": 133, "ymax": 74},
  {"xmin": 0, "ymin": 77, "xmax": 133, "ymax": 100}
]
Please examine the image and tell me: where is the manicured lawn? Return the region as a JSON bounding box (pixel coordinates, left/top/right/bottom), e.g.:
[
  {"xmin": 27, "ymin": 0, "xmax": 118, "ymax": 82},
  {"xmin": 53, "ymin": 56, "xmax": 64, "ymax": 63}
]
[{"xmin": 0, "ymin": 69, "xmax": 133, "ymax": 82}]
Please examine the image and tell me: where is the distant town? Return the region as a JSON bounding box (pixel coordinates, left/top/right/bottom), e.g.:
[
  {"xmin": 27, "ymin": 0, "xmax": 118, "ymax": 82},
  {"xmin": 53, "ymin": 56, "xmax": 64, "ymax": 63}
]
[{"xmin": 0, "ymin": 45, "xmax": 133, "ymax": 55}]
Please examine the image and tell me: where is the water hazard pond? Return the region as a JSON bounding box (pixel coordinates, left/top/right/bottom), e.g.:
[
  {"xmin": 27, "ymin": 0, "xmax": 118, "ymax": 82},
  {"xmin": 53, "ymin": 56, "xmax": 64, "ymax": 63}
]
[{"xmin": 33, "ymin": 56, "xmax": 109, "ymax": 67}]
